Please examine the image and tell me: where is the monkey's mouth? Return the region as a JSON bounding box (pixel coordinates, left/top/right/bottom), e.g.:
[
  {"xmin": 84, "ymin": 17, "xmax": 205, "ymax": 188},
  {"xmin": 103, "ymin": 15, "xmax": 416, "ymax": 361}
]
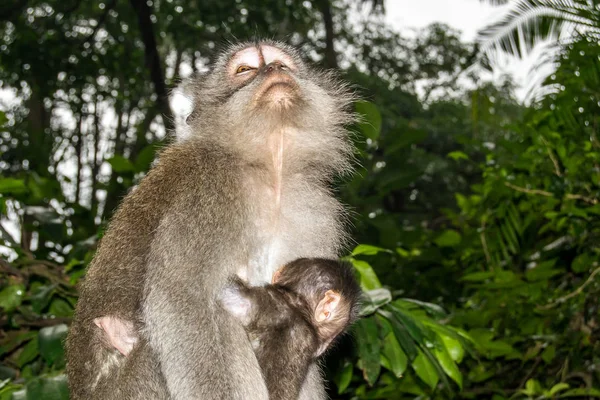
[{"xmin": 256, "ymin": 74, "xmax": 299, "ymax": 107}]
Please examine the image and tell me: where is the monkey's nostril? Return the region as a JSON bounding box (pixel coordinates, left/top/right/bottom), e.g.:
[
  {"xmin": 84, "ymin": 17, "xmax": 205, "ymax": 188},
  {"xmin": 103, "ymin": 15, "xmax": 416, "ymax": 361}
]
[{"xmin": 265, "ymin": 62, "xmax": 285, "ymax": 73}]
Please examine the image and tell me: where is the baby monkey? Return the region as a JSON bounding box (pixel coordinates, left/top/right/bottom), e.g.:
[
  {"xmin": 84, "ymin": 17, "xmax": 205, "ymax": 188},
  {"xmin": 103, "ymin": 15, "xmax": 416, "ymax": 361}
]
[
  {"xmin": 96, "ymin": 258, "xmax": 361, "ymax": 400},
  {"xmin": 220, "ymin": 258, "xmax": 362, "ymax": 400}
]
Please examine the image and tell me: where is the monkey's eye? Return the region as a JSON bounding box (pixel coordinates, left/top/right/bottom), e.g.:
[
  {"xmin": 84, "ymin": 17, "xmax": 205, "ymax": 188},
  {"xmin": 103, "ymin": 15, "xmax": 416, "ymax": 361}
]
[{"xmin": 236, "ymin": 65, "xmax": 255, "ymax": 74}]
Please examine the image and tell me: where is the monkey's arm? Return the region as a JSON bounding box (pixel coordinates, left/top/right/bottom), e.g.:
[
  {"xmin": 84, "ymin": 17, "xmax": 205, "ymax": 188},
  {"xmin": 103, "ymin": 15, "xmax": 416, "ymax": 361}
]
[{"xmin": 142, "ymin": 210, "xmax": 268, "ymax": 400}]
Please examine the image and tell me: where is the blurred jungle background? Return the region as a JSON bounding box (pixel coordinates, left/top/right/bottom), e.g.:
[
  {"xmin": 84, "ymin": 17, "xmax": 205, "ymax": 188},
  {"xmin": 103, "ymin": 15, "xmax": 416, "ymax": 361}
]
[{"xmin": 1, "ymin": 0, "xmax": 600, "ymax": 398}]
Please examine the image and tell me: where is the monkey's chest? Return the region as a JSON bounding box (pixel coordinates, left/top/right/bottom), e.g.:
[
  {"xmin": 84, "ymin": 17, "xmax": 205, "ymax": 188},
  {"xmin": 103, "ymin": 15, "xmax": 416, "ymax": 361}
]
[{"xmin": 243, "ymin": 181, "xmax": 338, "ymax": 285}]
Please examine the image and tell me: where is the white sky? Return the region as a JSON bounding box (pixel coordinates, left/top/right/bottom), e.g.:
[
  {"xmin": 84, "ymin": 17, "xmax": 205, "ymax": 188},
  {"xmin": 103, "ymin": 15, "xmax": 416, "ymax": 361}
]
[{"xmin": 384, "ymin": 0, "xmax": 547, "ymax": 100}]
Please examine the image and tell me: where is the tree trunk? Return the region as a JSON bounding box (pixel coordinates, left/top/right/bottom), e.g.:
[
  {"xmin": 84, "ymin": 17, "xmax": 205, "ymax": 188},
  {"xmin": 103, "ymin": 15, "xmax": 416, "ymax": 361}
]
[
  {"xmin": 317, "ymin": 0, "xmax": 338, "ymax": 69},
  {"xmin": 90, "ymin": 93, "xmax": 101, "ymax": 220},
  {"xmin": 74, "ymin": 98, "xmax": 84, "ymax": 205},
  {"xmin": 129, "ymin": 0, "xmax": 174, "ymax": 131}
]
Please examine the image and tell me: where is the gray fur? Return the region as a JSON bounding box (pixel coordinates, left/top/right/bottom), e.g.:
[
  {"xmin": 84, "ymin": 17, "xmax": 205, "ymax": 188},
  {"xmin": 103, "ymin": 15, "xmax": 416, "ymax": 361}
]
[{"xmin": 66, "ymin": 40, "xmax": 355, "ymax": 399}]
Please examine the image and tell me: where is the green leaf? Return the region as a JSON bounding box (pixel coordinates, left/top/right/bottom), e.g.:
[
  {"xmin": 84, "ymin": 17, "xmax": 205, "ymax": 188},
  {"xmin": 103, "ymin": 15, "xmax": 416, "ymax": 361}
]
[
  {"xmin": 30, "ymin": 284, "xmax": 57, "ymax": 314},
  {"xmin": 541, "ymin": 344, "xmax": 556, "ymax": 364},
  {"xmin": 388, "ymin": 305, "xmax": 428, "ymax": 344},
  {"xmin": 354, "ymin": 317, "xmax": 382, "ymax": 386},
  {"xmin": 351, "ymin": 244, "xmax": 391, "ymax": 256},
  {"xmin": 48, "ymin": 298, "xmax": 73, "ymax": 317},
  {"xmin": 559, "ymin": 388, "xmax": 600, "ymax": 397},
  {"xmin": 394, "ymin": 299, "xmax": 447, "ymax": 319},
  {"xmin": 16, "ymin": 337, "xmax": 38, "ymax": 368},
  {"xmin": 548, "ymin": 383, "xmax": 570, "ymax": 396},
  {"xmin": 134, "ymin": 143, "xmax": 159, "ymax": 172},
  {"xmin": 360, "ymin": 288, "xmax": 392, "ymax": 316},
  {"xmin": 24, "ymin": 375, "xmax": 69, "ymax": 400},
  {"xmin": 434, "ymin": 230, "xmax": 461, "ymax": 247},
  {"xmin": 377, "ymin": 311, "xmax": 419, "ymax": 361},
  {"xmin": 461, "ymin": 271, "xmax": 495, "ymax": 282},
  {"xmin": 447, "ymin": 151, "xmax": 469, "ymax": 161},
  {"xmin": 0, "ymin": 179, "xmax": 27, "ymax": 195},
  {"xmin": 523, "ymin": 379, "xmax": 542, "ymax": 396},
  {"xmin": 38, "ymin": 324, "xmax": 68, "ymax": 366},
  {"xmin": 355, "ymin": 101, "xmax": 381, "ymax": 140},
  {"xmin": 0, "ymin": 285, "xmax": 25, "ymax": 312},
  {"xmin": 439, "ymin": 334, "xmax": 465, "ymax": 363},
  {"xmin": 347, "ymin": 258, "xmax": 382, "ymax": 291},
  {"xmin": 433, "ymin": 345, "xmax": 462, "ymax": 389},
  {"xmin": 381, "ymin": 332, "xmax": 408, "ymax": 378},
  {"xmin": 412, "ymin": 350, "xmax": 439, "ymax": 389},
  {"xmin": 106, "ymin": 155, "xmax": 135, "ymax": 173},
  {"xmin": 0, "ymin": 332, "xmax": 37, "ymax": 358}
]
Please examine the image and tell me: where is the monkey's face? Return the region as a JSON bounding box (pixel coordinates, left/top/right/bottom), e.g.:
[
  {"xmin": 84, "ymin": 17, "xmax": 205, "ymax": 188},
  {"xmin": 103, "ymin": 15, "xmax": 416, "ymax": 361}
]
[
  {"xmin": 226, "ymin": 45, "xmax": 301, "ymax": 112},
  {"xmin": 182, "ymin": 41, "xmax": 354, "ymax": 170}
]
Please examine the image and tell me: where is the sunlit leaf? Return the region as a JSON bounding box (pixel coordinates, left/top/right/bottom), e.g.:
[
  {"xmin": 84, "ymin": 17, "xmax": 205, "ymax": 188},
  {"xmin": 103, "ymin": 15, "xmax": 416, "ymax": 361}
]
[
  {"xmin": 439, "ymin": 333, "xmax": 465, "ymax": 363},
  {"xmin": 347, "ymin": 258, "xmax": 382, "ymax": 291},
  {"xmin": 0, "ymin": 179, "xmax": 27, "ymax": 195},
  {"xmin": 447, "ymin": 151, "xmax": 469, "ymax": 161},
  {"xmin": 433, "ymin": 344, "xmax": 462, "ymax": 389},
  {"xmin": 0, "ymin": 285, "xmax": 26, "ymax": 312},
  {"xmin": 433, "ymin": 230, "xmax": 461, "ymax": 247},
  {"xmin": 547, "ymin": 383, "xmax": 569, "ymax": 396},
  {"xmin": 411, "ymin": 350, "xmax": 439, "ymax": 389},
  {"xmin": 351, "ymin": 244, "xmax": 391, "ymax": 256}
]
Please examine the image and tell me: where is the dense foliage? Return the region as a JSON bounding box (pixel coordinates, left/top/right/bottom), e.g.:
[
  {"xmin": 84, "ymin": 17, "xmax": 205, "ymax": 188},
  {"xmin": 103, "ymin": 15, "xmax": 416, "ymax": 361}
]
[{"xmin": 1, "ymin": 1, "xmax": 599, "ymax": 399}]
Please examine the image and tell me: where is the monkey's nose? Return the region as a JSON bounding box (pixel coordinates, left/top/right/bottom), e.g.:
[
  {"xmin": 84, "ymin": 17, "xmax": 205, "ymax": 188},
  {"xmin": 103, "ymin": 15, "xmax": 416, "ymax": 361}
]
[{"xmin": 265, "ymin": 62, "xmax": 285, "ymax": 73}]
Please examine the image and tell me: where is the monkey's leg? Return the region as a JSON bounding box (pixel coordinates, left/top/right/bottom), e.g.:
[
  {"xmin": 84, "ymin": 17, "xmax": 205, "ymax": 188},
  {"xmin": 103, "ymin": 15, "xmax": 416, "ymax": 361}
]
[
  {"xmin": 67, "ymin": 319, "xmax": 168, "ymax": 400},
  {"xmin": 93, "ymin": 338, "xmax": 169, "ymax": 400}
]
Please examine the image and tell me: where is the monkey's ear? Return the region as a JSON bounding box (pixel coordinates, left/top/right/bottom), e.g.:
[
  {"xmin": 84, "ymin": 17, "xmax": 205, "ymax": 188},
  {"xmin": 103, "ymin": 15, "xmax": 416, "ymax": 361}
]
[
  {"xmin": 271, "ymin": 267, "xmax": 284, "ymax": 284},
  {"xmin": 219, "ymin": 285, "xmax": 254, "ymax": 327},
  {"xmin": 314, "ymin": 290, "xmax": 341, "ymax": 322}
]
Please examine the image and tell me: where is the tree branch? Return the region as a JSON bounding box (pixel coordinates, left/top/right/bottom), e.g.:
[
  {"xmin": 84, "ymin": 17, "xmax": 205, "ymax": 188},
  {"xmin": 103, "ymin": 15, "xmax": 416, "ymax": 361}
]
[
  {"xmin": 537, "ymin": 265, "xmax": 600, "ymax": 310},
  {"xmin": 505, "ymin": 182, "xmax": 598, "ymax": 204}
]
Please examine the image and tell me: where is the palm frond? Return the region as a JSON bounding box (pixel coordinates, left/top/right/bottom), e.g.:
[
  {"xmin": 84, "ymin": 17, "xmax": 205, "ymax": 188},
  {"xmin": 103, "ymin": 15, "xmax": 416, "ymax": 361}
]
[
  {"xmin": 479, "ymin": 0, "xmax": 511, "ymax": 5},
  {"xmin": 477, "ymin": 0, "xmax": 598, "ymax": 58}
]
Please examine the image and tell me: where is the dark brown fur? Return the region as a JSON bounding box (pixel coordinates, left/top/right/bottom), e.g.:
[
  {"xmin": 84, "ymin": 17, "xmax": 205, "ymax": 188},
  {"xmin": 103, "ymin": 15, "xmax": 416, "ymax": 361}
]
[{"xmin": 66, "ymin": 40, "xmax": 355, "ymax": 399}]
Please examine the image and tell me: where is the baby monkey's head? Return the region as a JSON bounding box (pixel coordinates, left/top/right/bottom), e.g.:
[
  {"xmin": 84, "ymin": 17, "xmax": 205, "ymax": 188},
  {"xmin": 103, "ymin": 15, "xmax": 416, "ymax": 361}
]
[{"xmin": 220, "ymin": 258, "xmax": 362, "ymax": 359}]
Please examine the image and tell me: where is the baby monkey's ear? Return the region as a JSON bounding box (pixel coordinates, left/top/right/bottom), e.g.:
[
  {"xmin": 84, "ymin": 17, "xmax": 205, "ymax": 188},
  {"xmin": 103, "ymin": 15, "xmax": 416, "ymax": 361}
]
[
  {"xmin": 313, "ymin": 289, "xmax": 352, "ymax": 357},
  {"xmin": 314, "ymin": 290, "xmax": 341, "ymax": 322},
  {"xmin": 219, "ymin": 279, "xmax": 254, "ymax": 327},
  {"xmin": 271, "ymin": 266, "xmax": 284, "ymax": 284}
]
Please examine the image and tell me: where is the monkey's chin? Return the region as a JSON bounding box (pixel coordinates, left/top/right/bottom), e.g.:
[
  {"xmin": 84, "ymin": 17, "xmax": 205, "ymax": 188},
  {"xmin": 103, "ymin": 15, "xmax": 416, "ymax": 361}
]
[{"xmin": 259, "ymin": 84, "xmax": 298, "ymax": 111}]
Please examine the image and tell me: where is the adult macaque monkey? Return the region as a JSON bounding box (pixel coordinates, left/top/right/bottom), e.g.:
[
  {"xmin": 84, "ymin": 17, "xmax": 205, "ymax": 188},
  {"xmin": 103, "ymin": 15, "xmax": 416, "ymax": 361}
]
[{"xmin": 66, "ymin": 41, "xmax": 354, "ymax": 399}]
